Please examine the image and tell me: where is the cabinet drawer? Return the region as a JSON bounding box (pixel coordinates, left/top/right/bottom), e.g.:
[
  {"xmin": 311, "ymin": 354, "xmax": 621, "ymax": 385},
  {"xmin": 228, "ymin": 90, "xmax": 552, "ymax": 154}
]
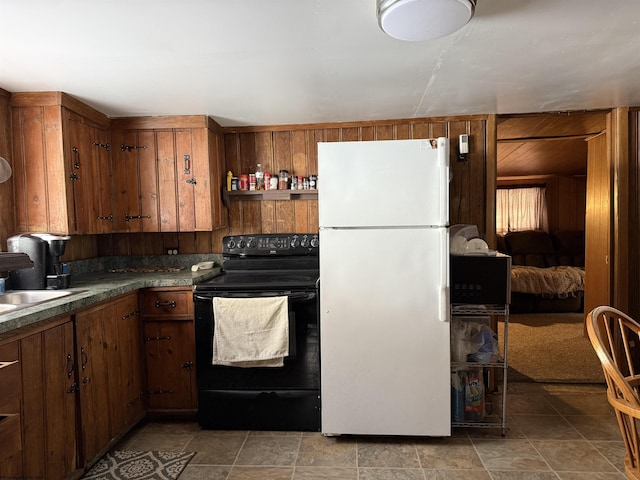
[
  {"xmin": 0, "ymin": 414, "xmax": 21, "ymax": 462},
  {"xmin": 139, "ymin": 290, "xmax": 193, "ymax": 317},
  {"xmin": 0, "ymin": 342, "xmax": 20, "ymax": 414}
]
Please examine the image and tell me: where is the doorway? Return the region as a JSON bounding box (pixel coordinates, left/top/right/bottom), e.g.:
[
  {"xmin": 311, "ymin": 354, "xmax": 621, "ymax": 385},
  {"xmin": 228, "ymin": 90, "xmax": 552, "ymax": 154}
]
[{"xmin": 495, "ymin": 111, "xmax": 609, "ymax": 383}]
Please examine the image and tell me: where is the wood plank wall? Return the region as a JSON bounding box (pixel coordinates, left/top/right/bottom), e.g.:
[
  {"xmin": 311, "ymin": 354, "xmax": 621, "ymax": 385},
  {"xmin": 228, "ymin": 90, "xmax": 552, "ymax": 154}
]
[
  {"xmin": 224, "ymin": 116, "xmax": 489, "ymax": 238},
  {"xmin": 497, "ymin": 175, "xmax": 587, "ymax": 233},
  {"xmin": 0, "ymin": 90, "xmax": 13, "ymax": 252},
  {"xmin": 3, "ymin": 113, "xmax": 490, "ymax": 260},
  {"xmin": 628, "ymin": 108, "xmax": 640, "ymax": 318}
]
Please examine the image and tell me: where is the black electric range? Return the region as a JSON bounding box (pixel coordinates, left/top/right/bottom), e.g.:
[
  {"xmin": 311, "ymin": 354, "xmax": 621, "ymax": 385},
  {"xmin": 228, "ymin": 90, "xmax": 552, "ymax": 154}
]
[{"xmin": 193, "ymin": 233, "xmax": 320, "ymax": 431}]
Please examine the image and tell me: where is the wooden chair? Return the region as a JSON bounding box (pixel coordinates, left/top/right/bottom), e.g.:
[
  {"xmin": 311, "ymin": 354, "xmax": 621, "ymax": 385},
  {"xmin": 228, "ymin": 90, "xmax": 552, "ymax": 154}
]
[{"xmin": 586, "ymin": 306, "xmax": 640, "ymax": 479}]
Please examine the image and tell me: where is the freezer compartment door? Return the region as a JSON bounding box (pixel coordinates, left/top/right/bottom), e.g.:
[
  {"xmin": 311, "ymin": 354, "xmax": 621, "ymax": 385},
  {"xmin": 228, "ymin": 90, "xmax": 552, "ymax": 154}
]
[
  {"xmin": 318, "ymin": 138, "xmax": 449, "ymax": 228},
  {"xmin": 320, "ymin": 227, "xmax": 451, "ymax": 436}
]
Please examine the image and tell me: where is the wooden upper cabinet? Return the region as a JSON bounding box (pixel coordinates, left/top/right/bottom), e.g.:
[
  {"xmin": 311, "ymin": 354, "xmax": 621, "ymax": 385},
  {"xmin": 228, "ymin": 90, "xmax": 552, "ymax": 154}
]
[
  {"xmin": 111, "ymin": 116, "xmax": 226, "ymax": 233},
  {"xmin": 12, "ymin": 95, "xmax": 226, "ymax": 235},
  {"xmin": 10, "ymin": 92, "xmax": 112, "ymax": 235},
  {"xmin": 111, "ymin": 129, "xmax": 160, "ymax": 232},
  {"xmin": 65, "ymin": 111, "xmax": 113, "ymax": 234}
]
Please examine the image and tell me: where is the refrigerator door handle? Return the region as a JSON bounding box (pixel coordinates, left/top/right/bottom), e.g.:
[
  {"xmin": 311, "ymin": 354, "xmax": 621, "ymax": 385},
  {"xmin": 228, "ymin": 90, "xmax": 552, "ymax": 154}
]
[
  {"xmin": 439, "ymin": 228, "xmax": 450, "ymax": 322},
  {"xmin": 438, "ymin": 137, "xmax": 450, "ymax": 226},
  {"xmin": 439, "ymin": 287, "xmax": 449, "ymax": 323}
]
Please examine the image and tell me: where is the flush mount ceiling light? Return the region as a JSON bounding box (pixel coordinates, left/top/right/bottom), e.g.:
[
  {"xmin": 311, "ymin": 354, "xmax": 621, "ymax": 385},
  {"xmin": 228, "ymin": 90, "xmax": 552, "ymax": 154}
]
[
  {"xmin": 0, "ymin": 157, "xmax": 11, "ymax": 184},
  {"xmin": 377, "ymin": 0, "xmax": 476, "ymax": 41}
]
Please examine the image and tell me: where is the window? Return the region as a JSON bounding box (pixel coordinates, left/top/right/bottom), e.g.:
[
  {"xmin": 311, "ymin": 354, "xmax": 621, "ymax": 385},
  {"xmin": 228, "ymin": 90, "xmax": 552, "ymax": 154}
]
[{"xmin": 496, "ymin": 186, "xmax": 548, "ymax": 235}]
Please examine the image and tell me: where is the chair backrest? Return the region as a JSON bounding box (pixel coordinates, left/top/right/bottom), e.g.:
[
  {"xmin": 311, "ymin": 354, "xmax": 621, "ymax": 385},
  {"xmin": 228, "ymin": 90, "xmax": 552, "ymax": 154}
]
[{"xmin": 587, "ymin": 306, "xmax": 640, "ymax": 479}]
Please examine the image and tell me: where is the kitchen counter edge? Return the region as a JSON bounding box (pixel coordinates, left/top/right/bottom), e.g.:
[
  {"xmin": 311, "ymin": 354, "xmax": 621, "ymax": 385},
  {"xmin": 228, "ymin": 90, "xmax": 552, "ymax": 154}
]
[{"xmin": 0, "ymin": 267, "xmax": 222, "ymax": 337}]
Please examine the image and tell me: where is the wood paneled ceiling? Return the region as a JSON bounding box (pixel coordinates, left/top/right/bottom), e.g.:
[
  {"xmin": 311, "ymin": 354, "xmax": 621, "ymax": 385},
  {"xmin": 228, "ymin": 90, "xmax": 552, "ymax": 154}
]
[{"xmin": 497, "ymin": 112, "xmax": 608, "ymax": 178}]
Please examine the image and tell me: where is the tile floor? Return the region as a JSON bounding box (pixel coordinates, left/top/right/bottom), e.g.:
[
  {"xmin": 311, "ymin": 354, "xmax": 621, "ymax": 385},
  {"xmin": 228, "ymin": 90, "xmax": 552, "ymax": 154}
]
[{"xmin": 116, "ymin": 382, "xmax": 627, "ymax": 479}]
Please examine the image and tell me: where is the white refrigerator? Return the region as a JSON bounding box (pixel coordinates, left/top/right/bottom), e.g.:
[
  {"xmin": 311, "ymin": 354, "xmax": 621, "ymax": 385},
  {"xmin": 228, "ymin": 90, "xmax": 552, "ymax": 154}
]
[{"xmin": 318, "ymin": 137, "xmax": 451, "ymax": 436}]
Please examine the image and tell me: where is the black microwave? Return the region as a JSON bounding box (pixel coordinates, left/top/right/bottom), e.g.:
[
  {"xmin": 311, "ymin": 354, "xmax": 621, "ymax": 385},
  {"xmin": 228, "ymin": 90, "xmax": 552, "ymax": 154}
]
[{"xmin": 450, "ymin": 253, "xmax": 511, "ymax": 305}]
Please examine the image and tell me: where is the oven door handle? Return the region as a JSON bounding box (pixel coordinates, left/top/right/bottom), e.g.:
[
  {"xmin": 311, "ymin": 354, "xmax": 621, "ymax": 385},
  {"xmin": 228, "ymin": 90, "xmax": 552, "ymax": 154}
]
[
  {"xmin": 194, "ymin": 292, "xmax": 316, "ymax": 302},
  {"xmin": 287, "ymin": 292, "xmax": 317, "ymax": 301}
]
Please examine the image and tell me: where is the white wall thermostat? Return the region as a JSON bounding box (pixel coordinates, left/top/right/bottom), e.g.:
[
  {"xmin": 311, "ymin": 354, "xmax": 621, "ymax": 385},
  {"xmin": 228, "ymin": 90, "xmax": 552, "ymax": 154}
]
[{"xmin": 459, "ymin": 134, "xmax": 469, "ymax": 154}]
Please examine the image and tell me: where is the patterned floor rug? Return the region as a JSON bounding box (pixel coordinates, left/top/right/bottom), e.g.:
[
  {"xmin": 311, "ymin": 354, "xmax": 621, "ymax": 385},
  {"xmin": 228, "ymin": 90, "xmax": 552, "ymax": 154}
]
[{"xmin": 81, "ymin": 451, "xmax": 195, "ymax": 480}]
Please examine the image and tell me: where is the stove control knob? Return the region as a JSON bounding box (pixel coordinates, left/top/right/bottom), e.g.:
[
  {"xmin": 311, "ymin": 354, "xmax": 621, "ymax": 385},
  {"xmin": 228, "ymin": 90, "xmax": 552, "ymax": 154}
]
[
  {"xmin": 247, "ymin": 238, "xmax": 257, "ymax": 249},
  {"xmin": 238, "ymin": 239, "xmax": 246, "ymax": 248},
  {"xmin": 301, "ymin": 236, "xmax": 309, "ymax": 248},
  {"xmin": 310, "ymin": 236, "xmax": 319, "ymax": 248},
  {"xmin": 226, "ymin": 239, "xmax": 236, "ymax": 249},
  {"xmin": 290, "ymin": 236, "xmax": 299, "ymax": 248}
]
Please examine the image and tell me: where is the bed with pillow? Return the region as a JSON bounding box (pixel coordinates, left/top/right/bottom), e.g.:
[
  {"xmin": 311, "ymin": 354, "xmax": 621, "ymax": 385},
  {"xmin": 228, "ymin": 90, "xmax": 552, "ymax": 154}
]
[{"xmin": 496, "ymin": 230, "xmax": 585, "ymax": 313}]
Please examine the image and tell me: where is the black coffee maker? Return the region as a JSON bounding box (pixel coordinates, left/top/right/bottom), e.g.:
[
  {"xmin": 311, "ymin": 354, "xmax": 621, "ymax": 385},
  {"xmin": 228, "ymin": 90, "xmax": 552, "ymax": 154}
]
[{"xmin": 7, "ymin": 234, "xmax": 71, "ymax": 290}]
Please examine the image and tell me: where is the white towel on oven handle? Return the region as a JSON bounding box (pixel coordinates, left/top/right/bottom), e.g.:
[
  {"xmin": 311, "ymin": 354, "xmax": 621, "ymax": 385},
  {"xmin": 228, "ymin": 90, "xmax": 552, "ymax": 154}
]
[{"xmin": 212, "ymin": 296, "xmax": 289, "ymax": 367}]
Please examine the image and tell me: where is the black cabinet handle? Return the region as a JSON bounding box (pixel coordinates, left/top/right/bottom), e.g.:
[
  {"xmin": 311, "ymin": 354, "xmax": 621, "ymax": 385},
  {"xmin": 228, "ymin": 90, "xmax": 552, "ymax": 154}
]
[
  {"xmin": 122, "ymin": 309, "xmax": 139, "ymax": 320},
  {"xmin": 155, "ymin": 300, "xmax": 176, "ymax": 308},
  {"xmin": 80, "ymin": 347, "xmax": 88, "ymax": 370},
  {"xmin": 66, "ymin": 353, "xmax": 74, "ymax": 378}
]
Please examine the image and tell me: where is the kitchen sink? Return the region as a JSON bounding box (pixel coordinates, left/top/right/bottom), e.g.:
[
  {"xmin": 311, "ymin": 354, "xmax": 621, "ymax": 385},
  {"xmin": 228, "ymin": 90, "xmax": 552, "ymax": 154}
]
[
  {"xmin": 0, "ymin": 304, "xmax": 18, "ymax": 313},
  {"xmin": 0, "ymin": 290, "xmax": 75, "ymax": 305}
]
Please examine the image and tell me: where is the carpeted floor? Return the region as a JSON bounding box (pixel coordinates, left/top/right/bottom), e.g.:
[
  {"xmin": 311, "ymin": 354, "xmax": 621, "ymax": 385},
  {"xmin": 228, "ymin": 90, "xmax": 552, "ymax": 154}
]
[
  {"xmin": 81, "ymin": 450, "xmax": 195, "ymax": 480},
  {"xmin": 498, "ymin": 312, "xmax": 605, "ymax": 383}
]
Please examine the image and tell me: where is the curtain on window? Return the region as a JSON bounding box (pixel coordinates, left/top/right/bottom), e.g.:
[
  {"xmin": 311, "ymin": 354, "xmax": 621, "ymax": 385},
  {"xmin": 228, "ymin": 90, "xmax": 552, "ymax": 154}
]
[{"xmin": 496, "ymin": 186, "xmax": 548, "ymax": 235}]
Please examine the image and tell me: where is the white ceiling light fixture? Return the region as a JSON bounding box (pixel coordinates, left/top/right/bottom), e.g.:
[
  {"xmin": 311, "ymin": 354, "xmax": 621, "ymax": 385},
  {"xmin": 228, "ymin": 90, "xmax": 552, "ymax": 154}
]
[
  {"xmin": 0, "ymin": 157, "xmax": 11, "ymax": 184},
  {"xmin": 377, "ymin": 0, "xmax": 476, "ymax": 42}
]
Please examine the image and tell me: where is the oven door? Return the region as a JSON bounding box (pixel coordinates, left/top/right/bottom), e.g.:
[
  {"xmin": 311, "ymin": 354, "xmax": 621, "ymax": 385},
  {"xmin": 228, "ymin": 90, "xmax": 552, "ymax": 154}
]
[{"xmin": 193, "ymin": 288, "xmax": 320, "ymax": 430}]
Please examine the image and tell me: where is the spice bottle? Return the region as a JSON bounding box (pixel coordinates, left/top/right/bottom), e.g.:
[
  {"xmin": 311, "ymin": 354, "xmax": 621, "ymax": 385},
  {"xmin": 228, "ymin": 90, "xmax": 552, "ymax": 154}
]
[
  {"xmin": 239, "ymin": 174, "xmax": 249, "ymax": 190},
  {"xmin": 278, "ymin": 170, "xmax": 289, "ymax": 190},
  {"xmin": 255, "ymin": 164, "xmax": 264, "ymax": 190}
]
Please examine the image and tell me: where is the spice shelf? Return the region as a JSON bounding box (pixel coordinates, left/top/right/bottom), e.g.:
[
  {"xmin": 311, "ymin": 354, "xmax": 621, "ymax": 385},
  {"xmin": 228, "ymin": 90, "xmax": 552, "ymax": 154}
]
[{"xmin": 224, "ymin": 190, "xmax": 318, "ymax": 201}]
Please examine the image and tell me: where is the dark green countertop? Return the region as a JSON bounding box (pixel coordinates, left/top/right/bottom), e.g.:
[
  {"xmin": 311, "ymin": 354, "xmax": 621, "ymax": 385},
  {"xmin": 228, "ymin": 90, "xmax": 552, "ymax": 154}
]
[{"xmin": 0, "ymin": 267, "xmax": 221, "ymax": 337}]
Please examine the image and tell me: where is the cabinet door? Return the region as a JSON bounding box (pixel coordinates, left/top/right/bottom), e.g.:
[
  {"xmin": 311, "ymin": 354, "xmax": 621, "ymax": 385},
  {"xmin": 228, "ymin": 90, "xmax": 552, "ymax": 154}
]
[
  {"xmin": 66, "ymin": 113, "xmax": 96, "ymax": 233},
  {"xmin": 138, "ymin": 130, "xmax": 161, "ymax": 232},
  {"xmin": 144, "ymin": 320, "xmax": 196, "ymax": 411},
  {"xmin": 11, "ymin": 105, "xmax": 71, "ymax": 233},
  {"xmin": 0, "ymin": 341, "xmax": 22, "ymax": 477},
  {"xmin": 42, "ymin": 321, "xmax": 79, "ymax": 479},
  {"xmin": 111, "ymin": 129, "xmax": 160, "ymax": 232},
  {"xmin": 156, "ymin": 129, "xmax": 179, "ymax": 232},
  {"xmin": 175, "ymin": 129, "xmax": 196, "ymax": 231},
  {"xmin": 76, "ymin": 306, "xmax": 111, "ymax": 466},
  {"xmin": 177, "ymin": 128, "xmax": 214, "ymax": 231},
  {"xmin": 93, "ymin": 125, "xmax": 113, "ymax": 233},
  {"xmin": 20, "ymin": 319, "xmax": 78, "ymax": 480},
  {"xmin": 111, "ymin": 129, "xmax": 140, "ymax": 232},
  {"xmin": 64, "ymin": 110, "xmax": 113, "ymax": 234},
  {"xmin": 109, "ymin": 293, "xmax": 144, "ymax": 433}
]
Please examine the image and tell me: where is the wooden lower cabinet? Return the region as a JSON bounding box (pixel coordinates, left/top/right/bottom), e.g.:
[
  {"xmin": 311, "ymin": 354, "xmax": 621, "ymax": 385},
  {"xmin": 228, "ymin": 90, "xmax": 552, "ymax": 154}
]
[
  {"xmin": 0, "ymin": 341, "xmax": 22, "ymax": 477},
  {"xmin": 111, "ymin": 293, "xmax": 145, "ymax": 431},
  {"xmin": 19, "ymin": 318, "xmax": 80, "ymax": 480},
  {"xmin": 76, "ymin": 292, "xmax": 143, "ymax": 467},
  {"xmin": 0, "ymin": 292, "xmax": 146, "ymax": 479},
  {"xmin": 140, "ymin": 288, "xmax": 197, "ymax": 412}
]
